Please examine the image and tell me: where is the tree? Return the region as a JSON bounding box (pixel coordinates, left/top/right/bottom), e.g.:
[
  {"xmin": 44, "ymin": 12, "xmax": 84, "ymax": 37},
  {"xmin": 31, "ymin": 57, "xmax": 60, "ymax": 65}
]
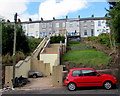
[
  {"xmin": 2, "ymin": 22, "xmax": 30, "ymax": 55},
  {"xmin": 108, "ymin": 1, "xmax": 120, "ymax": 84},
  {"xmin": 109, "ymin": 2, "xmax": 120, "ymax": 44}
]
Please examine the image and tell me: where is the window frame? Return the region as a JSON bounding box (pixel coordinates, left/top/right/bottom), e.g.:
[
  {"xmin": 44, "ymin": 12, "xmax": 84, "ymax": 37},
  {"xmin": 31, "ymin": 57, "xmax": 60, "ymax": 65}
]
[
  {"xmin": 81, "ymin": 69, "xmax": 99, "ymax": 77},
  {"xmin": 72, "ymin": 70, "xmax": 82, "ymax": 77}
]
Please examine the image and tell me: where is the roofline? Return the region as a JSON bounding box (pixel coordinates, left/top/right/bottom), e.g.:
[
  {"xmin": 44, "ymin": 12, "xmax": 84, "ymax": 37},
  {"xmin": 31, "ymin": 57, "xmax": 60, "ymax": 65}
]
[
  {"xmin": 11, "ymin": 17, "xmax": 107, "ymax": 24},
  {"xmin": 69, "ymin": 68, "xmax": 94, "ymax": 71}
]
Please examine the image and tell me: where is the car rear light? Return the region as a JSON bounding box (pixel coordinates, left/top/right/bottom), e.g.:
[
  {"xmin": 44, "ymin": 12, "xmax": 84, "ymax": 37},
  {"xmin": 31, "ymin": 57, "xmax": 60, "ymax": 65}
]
[
  {"xmin": 114, "ymin": 77, "xmax": 117, "ymax": 80},
  {"xmin": 66, "ymin": 77, "xmax": 68, "ymax": 81}
]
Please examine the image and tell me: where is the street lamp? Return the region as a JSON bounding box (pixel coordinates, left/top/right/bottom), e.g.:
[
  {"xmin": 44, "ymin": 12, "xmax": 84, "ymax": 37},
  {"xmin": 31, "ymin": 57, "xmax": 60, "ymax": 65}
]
[{"xmin": 12, "ymin": 13, "xmax": 17, "ymax": 87}]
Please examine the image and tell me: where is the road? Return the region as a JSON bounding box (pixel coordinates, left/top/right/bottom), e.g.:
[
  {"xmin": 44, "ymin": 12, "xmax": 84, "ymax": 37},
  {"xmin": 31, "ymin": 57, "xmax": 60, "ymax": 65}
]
[{"xmin": 2, "ymin": 86, "xmax": 120, "ymax": 95}]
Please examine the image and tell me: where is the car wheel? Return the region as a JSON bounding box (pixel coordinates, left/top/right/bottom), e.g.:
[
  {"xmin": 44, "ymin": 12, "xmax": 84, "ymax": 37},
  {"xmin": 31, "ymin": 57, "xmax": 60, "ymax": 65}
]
[
  {"xmin": 103, "ymin": 81, "xmax": 113, "ymax": 90},
  {"xmin": 68, "ymin": 83, "xmax": 76, "ymax": 91},
  {"xmin": 33, "ymin": 74, "xmax": 37, "ymax": 78}
]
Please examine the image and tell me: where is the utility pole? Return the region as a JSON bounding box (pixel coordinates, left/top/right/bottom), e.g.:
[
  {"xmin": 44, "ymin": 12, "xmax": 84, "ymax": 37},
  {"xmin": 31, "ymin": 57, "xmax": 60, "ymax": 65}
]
[{"xmin": 13, "ymin": 13, "xmax": 17, "ymax": 87}]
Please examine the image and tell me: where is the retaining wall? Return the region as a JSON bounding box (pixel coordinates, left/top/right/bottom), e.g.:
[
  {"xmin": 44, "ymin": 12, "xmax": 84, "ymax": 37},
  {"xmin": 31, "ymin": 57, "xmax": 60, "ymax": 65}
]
[
  {"xmin": 31, "ymin": 58, "xmax": 51, "ymax": 76},
  {"xmin": 5, "ymin": 38, "xmax": 48, "ymax": 87}
]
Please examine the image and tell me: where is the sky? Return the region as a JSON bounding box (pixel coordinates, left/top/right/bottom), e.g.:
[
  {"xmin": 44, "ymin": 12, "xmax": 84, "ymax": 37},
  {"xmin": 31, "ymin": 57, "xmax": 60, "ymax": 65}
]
[{"xmin": 0, "ymin": 0, "xmax": 110, "ymax": 22}]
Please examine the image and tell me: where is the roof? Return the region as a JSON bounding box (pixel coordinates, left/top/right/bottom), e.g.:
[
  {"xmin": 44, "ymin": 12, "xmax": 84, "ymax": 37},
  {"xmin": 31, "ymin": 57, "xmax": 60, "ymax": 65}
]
[
  {"xmin": 19, "ymin": 17, "xmax": 107, "ymax": 24},
  {"xmin": 69, "ymin": 68, "xmax": 95, "ymax": 71}
]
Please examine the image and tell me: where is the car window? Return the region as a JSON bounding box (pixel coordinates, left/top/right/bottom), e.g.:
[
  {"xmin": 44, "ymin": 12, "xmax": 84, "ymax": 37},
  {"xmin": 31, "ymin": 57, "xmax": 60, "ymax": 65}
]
[
  {"xmin": 72, "ymin": 70, "xmax": 82, "ymax": 77},
  {"xmin": 81, "ymin": 69, "xmax": 98, "ymax": 76}
]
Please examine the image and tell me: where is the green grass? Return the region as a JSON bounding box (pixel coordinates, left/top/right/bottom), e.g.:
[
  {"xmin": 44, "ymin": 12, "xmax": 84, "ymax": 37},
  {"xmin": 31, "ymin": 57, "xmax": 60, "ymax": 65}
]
[
  {"xmin": 68, "ymin": 43, "xmax": 91, "ymax": 47},
  {"xmin": 68, "ymin": 41, "xmax": 80, "ymax": 44},
  {"xmin": 62, "ymin": 49, "xmax": 111, "ymax": 66},
  {"xmin": 28, "ymin": 38, "xmax": 43, "ymax": 52}
]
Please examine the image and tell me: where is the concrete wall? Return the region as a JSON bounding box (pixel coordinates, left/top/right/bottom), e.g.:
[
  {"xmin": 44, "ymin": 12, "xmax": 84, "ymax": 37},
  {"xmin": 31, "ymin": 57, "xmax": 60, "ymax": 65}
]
[
  {"xmin": 52, "ymin": 65, "xmax": 63, "ymax": 87},
  {"xmin": 15, "ymin": 56, "xmax": 31, "ymax": 78},
  {"xmin": 40, "ymin": 54, "xmax": 58, "ymax": 74},
  {"xmin": 5, "ymin": 66, "xmax": 13, "ymax": 87},
  {"xmin": 5, "ymin": 38, "xmax": 49, "ymax": 87},
  {"xmin": 31, "ymin": 58, "xmax": 51, "ymax": 76},
  {"xmin": 5, "ymin": 56, "xmax": 31, "ymax": 87}
]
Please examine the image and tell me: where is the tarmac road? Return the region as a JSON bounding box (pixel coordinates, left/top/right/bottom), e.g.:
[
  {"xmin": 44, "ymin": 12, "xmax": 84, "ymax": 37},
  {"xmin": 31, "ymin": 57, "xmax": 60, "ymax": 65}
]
[{"xmin": 2, "ymin": 86, "xmax": 120, "ymax": 96}]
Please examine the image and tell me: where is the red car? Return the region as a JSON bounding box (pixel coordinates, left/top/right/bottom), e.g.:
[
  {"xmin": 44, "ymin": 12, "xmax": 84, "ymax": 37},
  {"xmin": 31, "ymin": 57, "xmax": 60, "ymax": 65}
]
[{"xmin": 64, "ymin": 68, "xmax": 117, "ymax": 91}]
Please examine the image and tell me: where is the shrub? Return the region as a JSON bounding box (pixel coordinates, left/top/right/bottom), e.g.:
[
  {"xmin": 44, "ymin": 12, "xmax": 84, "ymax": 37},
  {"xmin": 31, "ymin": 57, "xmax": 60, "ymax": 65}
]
[
  {"xmin": 16, "ymin": 51, "xmax": 26, "ymax": 63},
  {"xmin": 87, "ymin": 36, "xmax": 98, "ymax": 42},
  {"xmin": 2, "ymin": 51, "xmax": 26, "ymax": 64},
  {"xmin": 28, "ymin": 38, "xmax": 43, "ymax": 52},
  {"xmin": 50, "ymin": 35, "xmax": 65, "ymax": 44},
  {"xmin": 68, "ymin": 41, "xmax": 80, "ymax": 44},
  {"xmin": 2, "ymin": 53, "xmax": 13, "ymax": 64},
  {"xmin": 86, "ymin": 33, "xmax": 110, "ymax": 47},
  {"xmin": 98, "ymin": 33, "xmax": 110, "ymax": 46}
]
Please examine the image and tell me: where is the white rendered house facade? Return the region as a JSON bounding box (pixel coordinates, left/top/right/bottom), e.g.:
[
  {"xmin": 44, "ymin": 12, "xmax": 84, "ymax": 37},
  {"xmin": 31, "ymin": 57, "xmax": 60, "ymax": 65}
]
[{"xmin": 22, "ymin": 17, "xmax": 110, "ymax": 38}]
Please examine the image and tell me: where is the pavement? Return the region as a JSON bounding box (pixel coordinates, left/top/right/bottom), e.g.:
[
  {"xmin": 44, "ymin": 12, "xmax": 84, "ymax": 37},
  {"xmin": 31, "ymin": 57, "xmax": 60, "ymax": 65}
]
[
  {"xmin": 1, "ymin": 86, "xmax": 120, "ymax": 95},
  {"xmin": 1, "ymin": 76, "xmax": 120, "ymax": 95}
]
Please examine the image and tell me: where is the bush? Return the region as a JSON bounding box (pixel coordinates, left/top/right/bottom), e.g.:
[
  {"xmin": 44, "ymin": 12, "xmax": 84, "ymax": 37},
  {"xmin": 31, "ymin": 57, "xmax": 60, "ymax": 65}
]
[
  {"xmin": 50, "ymin": 35, "xmax": 65, "ymax": 44},
  {"xmin": 86, "ymin": 33, "xmax": 110, "ymax": 47},
  {"xmin": 68, "ymin": 41, "xmax": 80, "ymax": 44},
  {"xmin": 2, "ymin": 51, "xmax": 26, "ymax": 64},
  {"xmin": 98, "ymin": 33, "xmax": 110, "ymax": 46},
  {"xmin": 16, "ymin": 51, "xmax": 26, "ymax": 63},
  {"xmin": 28, "ymin": 38, "xmax": 43, "ymax": 52},
  {"xmin": 87, "ymin": 36, "xmax": 98, "ymax": 42},
  {"xmin": 2, "ymin": 53, "xmax": 13, "ymax": 64}
]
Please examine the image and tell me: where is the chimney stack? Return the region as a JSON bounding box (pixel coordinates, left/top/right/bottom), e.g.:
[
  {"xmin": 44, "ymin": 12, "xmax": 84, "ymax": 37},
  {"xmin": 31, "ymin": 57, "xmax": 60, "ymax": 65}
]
[
  {"xmin": 18, "ymin": 19, "xmax": 21, "ymax": 22},
  {"xmin": 78, "ymin": 15, "xmax": 80, "ymax": 19},
  {"xmin": 41, "ymin": 17, "xmax": 43, "ymax": 21},
  {"xmin": 29, "ymin": 18, "xmax": 32, "ymax": 22},
  {"xmin": 66, "ymin": 16, "xmax": 68, "ymax": 19},
  {"xmin": 53, "ymin": 17, "xmax": 55, "ymax": 20}
]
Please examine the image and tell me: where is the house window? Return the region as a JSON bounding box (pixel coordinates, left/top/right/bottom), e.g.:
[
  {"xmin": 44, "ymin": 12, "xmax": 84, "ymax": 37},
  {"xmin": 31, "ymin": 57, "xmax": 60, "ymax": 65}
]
[
  {"xmin": 106, "ymin": 24, "xmax": 109, "ymax": 27},
  {"xmin": 36, "ymin": 31, "xmax": 38, "ymax": 36},
  {"xmin": 23, "ymin": 25, "xmax": 26, "ymax": 29},
  {"xmin": 56, "ymin": 30, "xmax": 59, "ymax": 34},
  {"xmin": 56, "ymin": 23, "xmax": 59, "ymax": 28},
  {"xmin": 41, "ymin": 23, "xmax": 46, "ymax": 28},
  {"xmin": 69, "ymin": 22, "xmax": 73, "ymax": 27},
  {"xmin": 76, "ymin": 22, "xmax": 79, "ymax": 27},
  {"xmin": 68, "ymin": 32, "xmax": 71, "ymax": 36},
  {"xmin": 49, "ymin": 23, "xmax": 52, "ymax": 28},
  {"xmin": 42, "ymin": 32, "xmax": 46, "ymax": 37},
  {"xmin": 84, "ymin": 30, "xmax": 87, "ymax": 35},
  {"xmin": 49, "ymin": 31, "xmax": 53, "ymax": 34},
  {"xmin": 91, "ymin": 29, "xmax": 94, "ymax": 36},
  {"xmin": 98, "ymin": 21, "xmax": 101, "ymax": 26},
  {"xmin": 30, "ymin": 24, "xmax": 34, "ymax": 28},
  {"xmin": 62, "ymin": 22, "xmax": 65, "ymax": 28}
]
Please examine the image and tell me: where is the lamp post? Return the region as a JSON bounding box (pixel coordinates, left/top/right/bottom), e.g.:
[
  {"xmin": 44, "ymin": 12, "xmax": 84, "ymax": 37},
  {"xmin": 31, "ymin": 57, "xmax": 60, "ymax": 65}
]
[{"xmin": 13, "ymin": 13, "xmax": 17, "ymax": 87}]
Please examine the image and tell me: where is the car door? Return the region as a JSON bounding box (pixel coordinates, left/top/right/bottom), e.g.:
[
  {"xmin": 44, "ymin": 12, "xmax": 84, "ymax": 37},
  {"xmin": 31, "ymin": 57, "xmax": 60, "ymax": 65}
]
[
  {"xmin": 71, "ymin": 70, "xmax": 84, "ymax": 87},
  {"xmin": 80, "ymin": 69, "xmax": 103, "ymax": 87}
]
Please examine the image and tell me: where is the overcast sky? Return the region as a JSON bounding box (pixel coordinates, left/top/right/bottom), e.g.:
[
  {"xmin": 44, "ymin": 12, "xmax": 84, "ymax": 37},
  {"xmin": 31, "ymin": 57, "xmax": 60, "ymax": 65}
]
[{"xmin": 0, "ymin": 0, "xmax": 109, "ymax": 22}]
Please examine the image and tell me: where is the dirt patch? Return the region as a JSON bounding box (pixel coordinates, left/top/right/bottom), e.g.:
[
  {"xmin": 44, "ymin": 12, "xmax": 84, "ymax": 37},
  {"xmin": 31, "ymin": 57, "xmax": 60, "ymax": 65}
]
[
  {"xmin": 15, "ymin": 76, "xmax": 54, "ymax": 90},
  {"xmin": 64, "ymin": 61, "xmax": 110, "ymax": 70}
]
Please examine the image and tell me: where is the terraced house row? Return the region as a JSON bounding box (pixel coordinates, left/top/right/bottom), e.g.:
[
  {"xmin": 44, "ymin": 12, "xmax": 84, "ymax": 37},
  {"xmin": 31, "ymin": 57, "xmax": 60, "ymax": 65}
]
[{"xmin": 21, "ymin": 16, "xmax": 110, "ymax": 38}]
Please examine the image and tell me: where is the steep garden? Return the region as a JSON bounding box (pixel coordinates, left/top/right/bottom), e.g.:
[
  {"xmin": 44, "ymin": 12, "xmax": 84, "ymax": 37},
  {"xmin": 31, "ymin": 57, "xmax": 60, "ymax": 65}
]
[{"xmin": 62, "ymin": 40, "xmax": 111, "ymax": 70}]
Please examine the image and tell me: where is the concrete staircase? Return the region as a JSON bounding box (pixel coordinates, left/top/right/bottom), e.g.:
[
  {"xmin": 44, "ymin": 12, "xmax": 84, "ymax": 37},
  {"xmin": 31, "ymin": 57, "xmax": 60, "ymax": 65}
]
[
  {"xmin": 43, "ymin": 44, "xmax": 60, "ymax": 54},
  {"xmin": 40, "ymin": 43, "xmax": 61, "ymax": 74}
]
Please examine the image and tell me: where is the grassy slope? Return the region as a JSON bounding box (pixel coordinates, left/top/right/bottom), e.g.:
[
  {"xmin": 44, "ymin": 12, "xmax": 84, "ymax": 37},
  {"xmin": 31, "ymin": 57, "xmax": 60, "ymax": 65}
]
[
  {"xmin": 62, "ymin": 49, "xmax": 111, "ymax": 66},
  {"xmin": 68, "ymin": 43, "xmax": 91, "ymax": 47}
]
